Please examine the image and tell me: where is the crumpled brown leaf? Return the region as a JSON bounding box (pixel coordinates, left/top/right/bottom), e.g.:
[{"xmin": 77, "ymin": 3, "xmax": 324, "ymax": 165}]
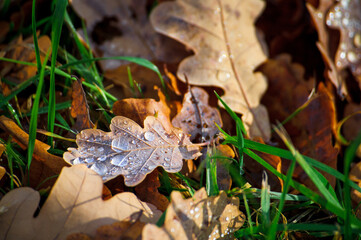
[
  {"xmin": 151, "ymin": 0, "xmax": 271, "ymax": 140},
  {"xmin": 0, "ymin": 165, "xmax": 161, "ymax": 240},
  {"xmin": 64, "ymin": 116, "xmax": 201, "ymax": 186},
  {"xmin": 70, "ymin": 0, "xmax": 188, "ymax": 70},
  {"xmin": 172, "ymin": 87, "xmax": 222, "ymax": 142},
  {"xmin": 142, "ymin": 188, "xmax": 245, "ymax": 240}
]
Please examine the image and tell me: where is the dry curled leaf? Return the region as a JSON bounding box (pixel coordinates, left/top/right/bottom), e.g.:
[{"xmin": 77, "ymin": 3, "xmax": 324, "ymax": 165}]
[
  {"xmin": 71, "ymin": 77, "xmax": 94, "ymax": 131},
  {"xmin": 64, "ymin": 116, "xmax": 201, "ymax": 186},
  {"xmin": 0, "ymin": 165, "xmax": 161, "ymax": 240},
  {"xmin": 142, "ymin": 188, "xmax": 245, "ymax": 240},
  {"xmin": 172, "ymin": 87, "xmax": 222, "ymax": 142},
  {"xmin": 151, "ymin": 0, "xmax": 271, "ymax": 140}
]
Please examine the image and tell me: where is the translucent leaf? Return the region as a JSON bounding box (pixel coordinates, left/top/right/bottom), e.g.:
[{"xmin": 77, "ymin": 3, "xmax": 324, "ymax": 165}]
[{"xmin": 63, "ymin": 116, "xmax": 201, "ymax": 186}]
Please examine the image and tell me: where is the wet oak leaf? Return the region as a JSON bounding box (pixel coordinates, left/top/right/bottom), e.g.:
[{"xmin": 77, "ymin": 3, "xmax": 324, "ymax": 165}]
[
  {"xmin": 63, "ymin": 116, "xmax": 201, "ymax": 186},
  {"xmin": 142, "ymin": 188, "xmax": 245, "ymax": 240},
  {"xmin": 326, "ymin": 0, "xmax": 361, "ymax": 84},
  {"xmin": 151, "ymin": 0, "xmax": 271, "ymax": 140},
  {"xmin": 0, "ymin": 165, "xmax": 161, "ymax": 240},
  {"xmin": 172, "ymin": 87, "xmax": 222, "ymax": 142}
]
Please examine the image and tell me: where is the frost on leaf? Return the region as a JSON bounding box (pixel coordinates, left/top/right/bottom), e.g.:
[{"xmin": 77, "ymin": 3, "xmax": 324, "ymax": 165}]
[
  {"xmin": 172, "ymin": 87, "xmax": 222, "ymax": 142},
  {"xmin": 151, "ymin": 0, "xmax": 271, "ymax": 140},
  {"xmin": 142, "ymin": 188, "xmax": 245, "ymax": 240},
  {"xmin": 63, "ymin": 116, "xmax": 201, "ymax": 186}
]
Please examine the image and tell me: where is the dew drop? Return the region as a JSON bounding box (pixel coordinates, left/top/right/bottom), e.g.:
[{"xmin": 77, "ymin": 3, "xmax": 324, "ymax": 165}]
[
  {"xmin": 131, "ymin": 140, "xmax": 136, "ymax": 144},
  {"xmin": 354, "ymin": 33, "xmax": 361, "ymax": 48},
  {"xmin": 165, "ymin": 157, "xmax": 170, "ymax": 162},
  {"xmin": 225, "ymin": 217, "xmax": 230, "ymax": 221},
  {"xmin": 190, "ymin": 209, "xmax": 194, "ymax": 215},
  {"xmin": 221, "ymin": 233, "xmax": 224, "ymax": 237},
  {"xmin": 72, "ymin": 158, "xmax": 82, "ymax": 165},
  {"xmin": 144, "ymin": 131, "xmax": 155, "ymax": 141},
  {"xmin": 123, "ymin": 120, "xmax": 128, "ymax": 125},
  {"xmin": 91, "ymin": 163, "xmax": 107, "ymax": 176},
  {"xmin": 163, "ymin": 162, "xmax": 170, "ymax": 167},
  {"xmin": 347, "ymin": 51, "xmax": 358, "ymax": 63},
  {"xmin": 195, "ymin": 207, "xmax": 199, "ymax": 212},
  {"xmin": 98, "ymin": 156, "xmax": 107, "ymax": 161},
  {"xmin": 89, "ymin": 146, "xmax": 95, "ymax": 151}
]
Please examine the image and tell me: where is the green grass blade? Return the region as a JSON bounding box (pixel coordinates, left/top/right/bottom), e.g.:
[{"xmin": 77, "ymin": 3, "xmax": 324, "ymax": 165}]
[
  {"xmin": 206, "ymin": 149, "xmax": 219, "ymax": 196},
  {"xmin": 261, "ymin": 172, "xmax": 271, "ymax": 230},
  {"xmin": 27, "ymin": 49, "xmax": 51, "ymax": 170},
  {"xmin": 31, "ymin": 0, "xmax": 41, "ymax": 73},
  {"xmin": 344, "ymin": 131, "xmax": 361, "ymax": 239},
  {"xmin": 230, "ymin": 138, "xmax": 361, "ymax": 194},
  {"xmin": 48, "ymin": 0, "xmax": 68, "ymax": 145},
  {"xmin": 214, "ymin": 91, "xmax": 247, "ymax": 136}
]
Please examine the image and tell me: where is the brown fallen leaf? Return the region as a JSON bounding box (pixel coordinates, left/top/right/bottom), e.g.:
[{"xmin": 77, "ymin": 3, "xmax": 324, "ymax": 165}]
[
  {"xmin": 135, "ymin": 169, "xmax": 169, "ymax": 212},
  {"xmin": 326, "ymin": 0, "xmax": 361, "ymax": 86},
  {"xmin": 0, "ymin": 165, "xmax": 161, "ymax": 240},
  {"xmin": 142, "ymin": 188, "xmax": 245, "ymax": 240},
  {"xmin": 0, "ymin": 115, "xmax": 68, "ymax": 187},
  {"xmin": 307, "ymin": 0, "xmax": 348, "ymax": 96},
  {"xmin": 70, "ymin": 0, "xmax": 188, "ymax": 70},
  {"xmin": 172, "ymin": 87, "xmax": 222, "ymax": 142},
  {"xmin": 64, "ymin": 116, "xmax": 202, "ymax": 186},
  {"xmin": 71, "ymin": 77, "xmax": 94, "ymax": 132},
  {"xmin": 0, "ymin": 166, "xmax": 5, "ymax": 182},
  {"xmin": 104, "ymin": 63, "xmax": 162, "ymax": 100},
  {"xmin": 0, "ymin": 35, "xmax": 51, "ymax": 83},
  {"xmin": 260, "ymin": 55, "xmax": 338, "ymax": 190},
  {"xmin": 151, "ymin": 0, "xmax": 271, "ymax": 140},
  {"xmin": 216, "ymin": 144, "xmax": 234, "ymax": 191},
  {"xmin": 113, "ymin": 98, "xmax": 172, "ymax": 131}
]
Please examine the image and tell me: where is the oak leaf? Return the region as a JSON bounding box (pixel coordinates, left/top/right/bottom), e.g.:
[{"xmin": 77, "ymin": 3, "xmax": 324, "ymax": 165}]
[
  {"xmin": 151, "ymin": 0, "xmax": 271, "ymax": 140},
  {"xmin": 172, "ymin": 87, "xmax": 222, "ymax": 142},
  {"xmin": 142, "ymin": 188, "xmax": 245, "ymax": 240},
  {"xmin": 326, "ymin": 0, "xmax": 361, "ymax": 85},
  {"xmin": 0, "ymin": 165, "xmax": 161, "ymax": 240},
  {"xmin": 64, "ymin": 116, "xmax": 201, "ymax": 186}
]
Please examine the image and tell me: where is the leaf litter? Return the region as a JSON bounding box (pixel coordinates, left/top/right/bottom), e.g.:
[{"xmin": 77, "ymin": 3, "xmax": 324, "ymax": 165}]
[
  {"xmin": 151, "ymin": 0, "xmax": 271, "ymax": 140},
  {"xmin": 142, "ymin": 188, "xmax": 245, "ymax": 240},
  {"xmin": 0, "ymin": 165, "xmax": 161, "ymax": 240},
  {"xmin": 64, "ymin": 116, "xmax": 202, "ymax": 186}
]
